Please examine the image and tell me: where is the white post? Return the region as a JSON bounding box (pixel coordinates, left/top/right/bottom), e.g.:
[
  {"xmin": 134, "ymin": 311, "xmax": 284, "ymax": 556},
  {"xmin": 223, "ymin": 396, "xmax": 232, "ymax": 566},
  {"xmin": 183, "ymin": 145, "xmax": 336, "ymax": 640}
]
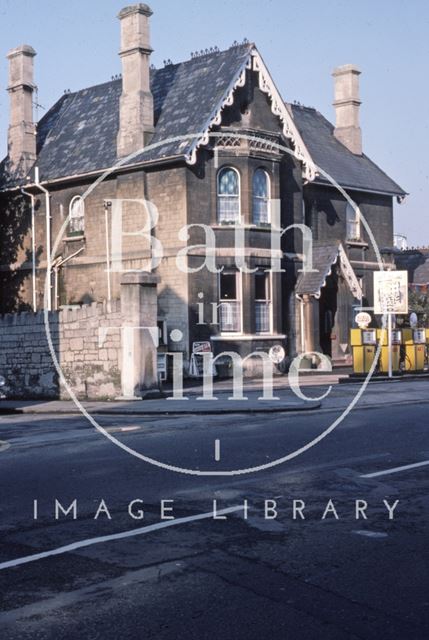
[
  {"xmin": 388, "ymin": 313, "xmax": 393, "ymax": 378},
  {"xmin": 104, "ymin": 202, "xmax": 112, "ymax": 313}
]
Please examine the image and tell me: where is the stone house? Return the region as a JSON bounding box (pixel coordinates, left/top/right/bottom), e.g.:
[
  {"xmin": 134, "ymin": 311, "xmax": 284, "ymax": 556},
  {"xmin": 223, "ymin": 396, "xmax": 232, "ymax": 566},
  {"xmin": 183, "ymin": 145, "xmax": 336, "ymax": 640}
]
[{"xmin": 0, "ymin": 3, "xmax": 406, "ymax": 384}]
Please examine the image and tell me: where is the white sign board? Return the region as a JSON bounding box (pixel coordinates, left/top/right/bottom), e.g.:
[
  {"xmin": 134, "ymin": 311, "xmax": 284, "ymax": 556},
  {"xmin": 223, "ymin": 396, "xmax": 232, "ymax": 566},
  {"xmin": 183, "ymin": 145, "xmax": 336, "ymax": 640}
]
[
  {"xmin": 157, "ymin": 353, "xmax": 167, "ymax": 381},
  {"xmin": 374, "ymin": 271, "xmax": 408, "ymax": 315},
  {"xmin": 192, "ymin": 341, "xmax": 212, "ymax": 354},
  {"xmin": 355, "ymin": 311, "xmax": 371, "ymax": 329}
]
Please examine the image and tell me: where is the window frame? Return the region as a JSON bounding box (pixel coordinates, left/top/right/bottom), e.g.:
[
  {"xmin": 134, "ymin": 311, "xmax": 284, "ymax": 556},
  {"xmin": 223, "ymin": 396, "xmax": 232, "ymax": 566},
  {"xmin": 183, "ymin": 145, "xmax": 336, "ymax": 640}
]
[
  {"xmin": 346, "ymin": 202, "xmax": 361, "ymax": 242},
  {"xmin": 252, "ymin": 168, "xmax": 271, "ymax": 226},
  {"xmin": 218, "ymin": 268, "xmax": 243, "ymax": 334},
  {"xmin": 254, "ymin": 268, "xmax": 273, "ymax": 334},
  {"xmin": 217, "ymin": 166, "xmax": 241, "ymax": 225},
  {"xmin": 68, "ymin": 195, "xmax": 85, "ymax": 237}
]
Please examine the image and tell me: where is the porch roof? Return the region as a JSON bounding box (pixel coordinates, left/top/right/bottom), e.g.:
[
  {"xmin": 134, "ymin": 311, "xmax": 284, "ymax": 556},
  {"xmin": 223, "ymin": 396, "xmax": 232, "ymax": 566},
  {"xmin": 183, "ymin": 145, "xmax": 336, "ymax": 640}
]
[{"xmin": 295, "ymin": 244, "xmax": 340, "ymax": 297}]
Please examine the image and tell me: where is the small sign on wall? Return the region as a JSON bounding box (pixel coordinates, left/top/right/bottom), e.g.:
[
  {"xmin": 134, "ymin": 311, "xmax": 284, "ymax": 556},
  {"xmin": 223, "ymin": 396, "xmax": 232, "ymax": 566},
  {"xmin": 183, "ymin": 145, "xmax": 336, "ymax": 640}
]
[
  {"xmin": 192, "ymin": 341, "xmax": 212, "ymax": 354},
  {"xmin": 157, "ymin": 353, "xmax": 167, "ymax": 381}
]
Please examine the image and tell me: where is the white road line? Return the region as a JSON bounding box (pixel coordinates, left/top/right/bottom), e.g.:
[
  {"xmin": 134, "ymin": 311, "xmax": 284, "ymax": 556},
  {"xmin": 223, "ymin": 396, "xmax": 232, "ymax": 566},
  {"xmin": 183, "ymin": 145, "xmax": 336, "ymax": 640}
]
[
  {"xmin": 361, "ymin": 460, "xmax": 429, "ymax": 479},
  {"xmin": 0, "ymin": 505, "xmax": 243, "ymax": 572},
  {"xmin": 215, "ymin": 439, "xmax": 220, "ymax": 461},
  {"xmin": 0, "ymin": 440, "xmax": 10, "ymax": 453},
  {"xmin": 353, "ymin": 530, "xmax": 388, "ymax": 539}
]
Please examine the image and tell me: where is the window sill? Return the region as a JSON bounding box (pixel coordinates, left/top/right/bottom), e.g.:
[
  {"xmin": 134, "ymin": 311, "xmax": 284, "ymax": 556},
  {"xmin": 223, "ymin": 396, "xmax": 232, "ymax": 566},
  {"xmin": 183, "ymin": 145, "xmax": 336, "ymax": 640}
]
[
  {"xmin": 211, "ymin": 334, "xmax": 286, "ymax": 341},
  {"xmin": 213, "ymin": 223, "xmax": 271, "ymax": 230},
  {"xmin": 250, "ymin": 224, "xmax": 272, "ymax": 231},
  {"xmin": 346, "ymin": 239, "xmax": 368, "ymax": 248},
  {"xmin": 63, "ymin": 235, "xmax": 85, "ymax": 243},
  {"xmin": 213, "ymin": 223, "xmax": 242, "ymax": 229}
]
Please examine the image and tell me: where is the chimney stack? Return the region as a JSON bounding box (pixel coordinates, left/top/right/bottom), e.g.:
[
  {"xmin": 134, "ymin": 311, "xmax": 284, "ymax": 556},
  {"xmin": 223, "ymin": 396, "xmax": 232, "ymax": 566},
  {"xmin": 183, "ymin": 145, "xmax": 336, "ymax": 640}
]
[
  {"xmin": 117, "ymin": 3, "xmax": 154, "ymax": 158},
  {"xmin": 7, "ymin": 44, "xmax": 37, "ymax": 177},
  {"xmin": 332, "ymin": 64, "xmax": 362, "ymax": 155}
]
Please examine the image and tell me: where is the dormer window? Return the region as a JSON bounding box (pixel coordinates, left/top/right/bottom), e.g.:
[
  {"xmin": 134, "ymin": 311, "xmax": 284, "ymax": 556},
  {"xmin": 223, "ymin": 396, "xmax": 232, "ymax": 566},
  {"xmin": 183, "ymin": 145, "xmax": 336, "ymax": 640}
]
[
  {"xmin": 346, "ymin": 202, "xmax": 361, "ymax": 241},
  {"xmin": 252, "ymin": 168, "xmax": 270, "ymax": 225},
  {"xmin": 217, "ymin": 167, "xmax": 240, "ymax": 224},
  {"xmin": 69, "ymin": 196, "xmax": 85, "ymax": 236}
]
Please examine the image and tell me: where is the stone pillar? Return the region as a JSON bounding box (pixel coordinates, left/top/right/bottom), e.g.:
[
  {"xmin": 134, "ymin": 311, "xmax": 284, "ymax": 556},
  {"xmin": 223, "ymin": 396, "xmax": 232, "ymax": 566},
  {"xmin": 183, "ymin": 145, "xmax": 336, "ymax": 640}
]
[
  {"xmin": 117, "ymin": 3, "xmax": 154, "ymax": 157},
  {"xmin": 120, "ymin": 271, "xmax": 160, "ymax": 399},
  {"xmin": 332, "ymin": 64, "xmax": 362, "ymax": 155},
  {"xmin": 302, "ymin": 294, "xmax": 322, "ymax": 360},
  {"xmin": 7, "ymin": 44, "xmax": 37, "ymax": 177},
  {"xmin": 303, "ymin": 294, "xmax": 316, "ymax": 353}
]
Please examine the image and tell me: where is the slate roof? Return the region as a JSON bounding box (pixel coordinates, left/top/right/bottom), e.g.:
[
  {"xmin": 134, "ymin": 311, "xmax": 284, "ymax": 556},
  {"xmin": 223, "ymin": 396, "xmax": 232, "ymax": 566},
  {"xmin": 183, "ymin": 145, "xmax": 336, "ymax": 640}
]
[
  {"xmin": 289, "ymin": 104, "xmax": 405, "ymax": 196},
  {"xmin": 0, "ymin": 43, "xmax": 406, "ymax": 198},
  {"xmin": 296, "ymin": 244, "xmax": 340, "ymax": 296},
  {"xmin": 0, "ymin": 43, "xmax": 253, "ymax": 187}
]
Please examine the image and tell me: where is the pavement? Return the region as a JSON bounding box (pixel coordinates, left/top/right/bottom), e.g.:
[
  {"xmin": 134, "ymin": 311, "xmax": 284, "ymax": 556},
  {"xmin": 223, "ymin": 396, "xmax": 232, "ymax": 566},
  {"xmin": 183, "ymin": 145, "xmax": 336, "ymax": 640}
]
[{"xmin": 0, "ymin": 371, "xmax": 428, "ymax": 415}]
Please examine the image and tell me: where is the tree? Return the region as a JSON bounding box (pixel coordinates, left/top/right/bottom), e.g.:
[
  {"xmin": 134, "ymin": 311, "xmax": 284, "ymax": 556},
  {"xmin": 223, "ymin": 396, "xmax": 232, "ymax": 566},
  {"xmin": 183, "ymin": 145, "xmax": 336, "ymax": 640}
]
[{"xmin": 408, "ymin": 288, "xmax": 429, "ymax": 324}]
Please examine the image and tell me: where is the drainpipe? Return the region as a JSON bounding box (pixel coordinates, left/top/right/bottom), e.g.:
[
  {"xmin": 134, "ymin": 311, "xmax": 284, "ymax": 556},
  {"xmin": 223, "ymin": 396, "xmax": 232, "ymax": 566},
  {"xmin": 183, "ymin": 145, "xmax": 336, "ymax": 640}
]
[
  {"xmin": 52, "ymin": 247, "xmax": 84, "ymax": 310},
  {"xmin": 34, "ymin": 166, "xmax": 52, "ymax": 310},
  {"xmin": 104, "ymin": 200, "xmax": 112, "ymax": 312},
  {"xmin": 20, "ymin": 187, "xmax": 37, "ymax": 312}
]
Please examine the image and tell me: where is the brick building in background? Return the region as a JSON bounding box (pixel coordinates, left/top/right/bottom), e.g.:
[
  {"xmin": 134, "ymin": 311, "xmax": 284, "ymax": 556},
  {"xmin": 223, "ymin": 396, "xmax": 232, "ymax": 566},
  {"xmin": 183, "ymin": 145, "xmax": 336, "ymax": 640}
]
[{"xmin": 0, "ymin": 2, "xmax": 406, "ymax": 392}]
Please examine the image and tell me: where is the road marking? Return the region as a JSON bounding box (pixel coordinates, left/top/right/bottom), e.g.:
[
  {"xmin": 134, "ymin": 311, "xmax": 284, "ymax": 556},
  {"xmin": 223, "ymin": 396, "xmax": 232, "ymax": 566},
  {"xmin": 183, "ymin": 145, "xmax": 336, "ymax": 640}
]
[
  {"xmin": 361, "ymin": 459, "xmax": 429, "ymax": 478},
  {"xmin": 0, "ymin": 505, "xmax": 243, "ymax": 572},
  {"xmin": 215, "ymin": 439, "xmax": 220, "ymax": 461},
  {"xmin": 0, "ymin": 440, "xmax": 10, "ymax": 453},
  {"xmin": 353, "ymin": 530, "xmax": 388, "ymax": 539},
  {"xmin": 105, "ymin": 426, "xmax": 141, "ymax": 434}
]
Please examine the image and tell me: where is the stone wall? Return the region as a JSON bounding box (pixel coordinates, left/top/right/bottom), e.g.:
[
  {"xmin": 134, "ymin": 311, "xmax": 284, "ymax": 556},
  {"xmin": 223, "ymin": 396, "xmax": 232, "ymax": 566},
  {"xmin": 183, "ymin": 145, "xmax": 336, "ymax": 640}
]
[{"xmin": 0, "ymin": 300, "xmax": 122, "ymax": 400}]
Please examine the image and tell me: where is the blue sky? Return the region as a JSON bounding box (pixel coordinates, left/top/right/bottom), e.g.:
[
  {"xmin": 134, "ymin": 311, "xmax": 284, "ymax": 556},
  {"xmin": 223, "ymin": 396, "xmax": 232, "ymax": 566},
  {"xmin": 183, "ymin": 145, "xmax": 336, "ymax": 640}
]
[{"xmin": 0, "ymin": 0, "xmax": 427, "ymax": 245}]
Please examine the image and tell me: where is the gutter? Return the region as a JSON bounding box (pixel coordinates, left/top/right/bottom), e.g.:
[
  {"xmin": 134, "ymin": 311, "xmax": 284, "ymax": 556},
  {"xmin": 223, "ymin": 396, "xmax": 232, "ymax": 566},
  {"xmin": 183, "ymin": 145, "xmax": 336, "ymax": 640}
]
[
  {"xmin": 309, "ymin": 179, "xmax": 408, "ymax": 201},
  {"xmin": 0, "ymin": 153, "xmax": 185, "ymax": 194}
]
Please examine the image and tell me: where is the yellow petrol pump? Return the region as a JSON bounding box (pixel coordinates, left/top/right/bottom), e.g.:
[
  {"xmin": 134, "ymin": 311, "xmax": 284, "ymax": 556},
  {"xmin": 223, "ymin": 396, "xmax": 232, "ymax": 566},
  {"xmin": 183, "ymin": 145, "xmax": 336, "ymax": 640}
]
[
  {"xmin": 376, "ymin": 328, "xmax": 402, "ymax": 374},
  {"xmin": 351, "ymin": 328, "xmax": 377, "ymax": 374},
  {"xmin": 403, "ymin": 328, "xmax": 426, "ymax": 372}
]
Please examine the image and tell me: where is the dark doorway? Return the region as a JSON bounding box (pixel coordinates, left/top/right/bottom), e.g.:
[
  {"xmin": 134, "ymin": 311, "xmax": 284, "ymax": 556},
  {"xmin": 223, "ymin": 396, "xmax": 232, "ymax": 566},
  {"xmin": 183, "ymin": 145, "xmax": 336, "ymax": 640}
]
[{"xmin": 319, "ymin": 271, "xmax": 338, "ymax": 357}]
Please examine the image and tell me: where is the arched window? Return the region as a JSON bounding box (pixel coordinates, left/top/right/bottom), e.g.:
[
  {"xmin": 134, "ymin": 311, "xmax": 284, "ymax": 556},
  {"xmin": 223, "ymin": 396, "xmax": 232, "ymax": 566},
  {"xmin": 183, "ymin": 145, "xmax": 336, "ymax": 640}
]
[
  {"xmin": 217, "ymin": 167, "xmax": 240, "ymax": 224},
  {"xmin": 252, "ymin": 168, "xmax": 270, "ymax": 225},
  {"xmin": 69, "ymin": 196, "xmax": 85, "ymax": 236},
  {"xmin": 346, "ymin": 202, "xmax": 360, "ymax": 241}
]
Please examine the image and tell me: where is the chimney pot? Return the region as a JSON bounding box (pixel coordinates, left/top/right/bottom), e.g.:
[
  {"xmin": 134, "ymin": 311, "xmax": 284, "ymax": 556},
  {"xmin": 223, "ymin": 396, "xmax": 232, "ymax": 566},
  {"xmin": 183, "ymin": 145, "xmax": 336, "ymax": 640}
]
[{"xmin": 332, "ymin": 64, "xmax": 362, "ymax": 155}]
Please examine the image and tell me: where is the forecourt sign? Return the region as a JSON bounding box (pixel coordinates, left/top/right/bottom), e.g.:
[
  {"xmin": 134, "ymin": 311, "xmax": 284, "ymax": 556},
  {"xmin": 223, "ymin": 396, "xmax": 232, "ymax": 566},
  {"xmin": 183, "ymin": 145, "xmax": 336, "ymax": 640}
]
[{"xmin": 373, "ymin": 271, "xmax": 408, "ymax": 378}]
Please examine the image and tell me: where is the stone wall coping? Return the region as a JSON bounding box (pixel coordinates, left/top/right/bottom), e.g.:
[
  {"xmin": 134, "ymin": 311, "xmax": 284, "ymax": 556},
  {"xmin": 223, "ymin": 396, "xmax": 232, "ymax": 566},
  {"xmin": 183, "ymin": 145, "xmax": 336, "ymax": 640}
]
[{"xmin": 120, "ymin": 272, "xmax": 160, "ymax": 286}]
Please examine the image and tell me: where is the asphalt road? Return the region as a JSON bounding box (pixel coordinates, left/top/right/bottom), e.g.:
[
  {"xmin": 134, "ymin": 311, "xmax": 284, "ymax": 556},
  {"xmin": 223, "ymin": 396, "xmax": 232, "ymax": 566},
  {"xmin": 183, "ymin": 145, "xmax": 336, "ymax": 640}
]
[{"xmin": 0, "ymin": 386, "xmax": 428, "ymax": 639}]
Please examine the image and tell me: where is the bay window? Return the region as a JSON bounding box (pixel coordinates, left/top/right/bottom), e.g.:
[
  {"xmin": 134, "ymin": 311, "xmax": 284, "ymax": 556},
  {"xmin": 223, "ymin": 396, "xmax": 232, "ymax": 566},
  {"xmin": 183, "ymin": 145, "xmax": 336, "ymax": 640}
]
[
  {"xmin": 219, "ymin": 270, "xmax": 241, "ymax": 332},
  {"xmin": 217, "ymin": 167, "xmax": 240, "ymax": 224},
  {"xmin": 252, "ymin": 168, "xmax": 270, "ymax": 225},
  {"xmin": 254, "ymin": 269, "xmax": 271, "ymax": 333}
]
